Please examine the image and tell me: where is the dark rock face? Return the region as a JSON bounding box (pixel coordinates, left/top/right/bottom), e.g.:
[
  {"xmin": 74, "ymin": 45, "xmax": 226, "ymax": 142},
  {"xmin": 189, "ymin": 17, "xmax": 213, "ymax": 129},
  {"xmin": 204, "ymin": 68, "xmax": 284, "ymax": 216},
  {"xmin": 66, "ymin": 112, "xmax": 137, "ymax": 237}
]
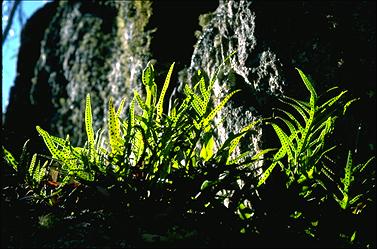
[
  {"xmin": 3, "ymin": 1, "xmax": 154, "ymax": 153},
  {"xmin": 3, "ymin": 1, "xmax": 58, "ymax": 154},
  {"xmin": 181, "ymin": 0, "xmax": 376, "ymax": 159},
  {"xmin": 3, "ymin": 0, "xmax": 218, "ymax": 155},
  {"xmin": 3, "ymin": 0, "xmax": 375, "ymax": 161}
]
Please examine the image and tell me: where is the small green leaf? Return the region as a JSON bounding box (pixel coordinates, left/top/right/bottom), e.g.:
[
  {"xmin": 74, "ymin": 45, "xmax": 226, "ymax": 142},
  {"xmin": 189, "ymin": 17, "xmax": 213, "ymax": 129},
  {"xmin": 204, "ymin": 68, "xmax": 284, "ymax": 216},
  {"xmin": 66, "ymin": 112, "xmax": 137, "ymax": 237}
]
[
  {"xmin": 271, "ymin": 123, "xmax": 294, "ymax": 162},
  {"xmin": 117, "ymin": 97, "xmax": 127, "ymax": 117},
  {"xmin": 2, "ymin": 146, "xmax": 18, "ymax": 172},
  {"xmin": 156, "ymin": 62, "xmax": 175, "ymax": 121},
  {"xmin": 142, "ymin": 61, "xmax": 154, "ymax": 86},
  {"xmin": 257, "ymin": 147, "xmax": 286, "ymax": 187},
  {"xmin": 350, "ymin": 231, "xmax": 357, "ymax": 243},
  {"xmin": 295, "ymin": 68, "xmax": 317, "ymax": 100},
  {"xmin": 228, "ymin": 120, "xmax": 260, "ymax": 158},
  {"xmin": 202, "ymin": 90, "xmax": 240, "ymax": 127},
  {"xmin": 108, "ymin": 97, "xmax": 122, "ymax": 154},
  {"xmin": 28, "ymin": 153, "xmax": 37, "ymax": 178},
  {"xmin": 344, "ymin": 150, "xmax": 353, "ymax": 193},
  {"xmin": 85, "ymin": 94, "xmax": 95, "ymax": 154},
  {"xmin": 36, "ymin": 126, "xmax": 64, "ymax": 160},
  {"xmin": 201, "ymin": 180, "xmax": 217, "ymax": 190},
  {"xmin": 200, "ymin": 135, "xmax": 215, "ymax": 161}
]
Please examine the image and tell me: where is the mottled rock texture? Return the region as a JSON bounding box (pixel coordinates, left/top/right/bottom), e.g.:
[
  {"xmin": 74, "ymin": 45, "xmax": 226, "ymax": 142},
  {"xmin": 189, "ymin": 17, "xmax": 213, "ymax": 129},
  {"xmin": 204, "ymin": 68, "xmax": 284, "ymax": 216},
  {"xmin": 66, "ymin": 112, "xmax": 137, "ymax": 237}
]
[
  {"xmin": 3, "ymin": 0, "xmax": 217, "ymax": 154},
  {"xmin": 181, "ymin": 0, "xmax": 376, "ymax": 159},
  {"xmin": 3, "ymin": 0, "xmax": 375, "ymax": 162},
  {"xmin": 3, "ymin": 0, "xmax": 154, "ymax": 152}
]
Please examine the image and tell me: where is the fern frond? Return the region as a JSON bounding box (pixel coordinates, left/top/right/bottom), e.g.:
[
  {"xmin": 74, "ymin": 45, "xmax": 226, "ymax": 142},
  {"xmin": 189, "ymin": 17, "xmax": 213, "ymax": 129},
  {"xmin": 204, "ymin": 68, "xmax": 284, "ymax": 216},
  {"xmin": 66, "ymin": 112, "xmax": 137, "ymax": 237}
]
[
  {"xmin": 257, "ymin": 147, "xmax": 287, "ymax": 187},
  {"xmin": 108, "ymin": 97, "xmax": 122, "ymax": 154},
  {"xmin": 117, "ymin": 97, "xmax": 127, "ymax": 117},
  {"xmin": 202, "ymin": 90, "xmax": 240, "ymax": 127},
  {"xmin": 85, "ymin": 94, "xmax": 95, "ymax": 151},
  {"xmin": 343, "ymin": 98, "xmax": 359, "ymax": 115},
  {"xmin": 319, "ymin": 90, "xmax": 348, "ymax": 111},
  {"xmin": 343, "ymin": 150, "xmax": 353, "ymax": 193},
  {"xmin": 156, "ymin": 62, "xmax": 175, "ymax": 121},
  {"xmin": 227, "ymin": 120, "xmax": 261, "ymax": 160},
  {"xmin": 2, "ymin": 146, "xmax": 18, "ymax": 172},
  {"xmin": 142, "ymin": 61, "xmax": 155, "ymax": 87},
  {"xmin": 271, "ymin": 123, "xmax": 294, "ymax": 162},
  {"xmin": 28, "ymin": 153, "xmax": 37, "ymax": 179},
  {"xmin": 359, "ymin": 156, "xmax": 375, "ymax": 173},
  {"xmin": 36, "ymin": 126, "xmax": 65, "ymax": 160},
  {"xmin": 295, "ymin": 68, "xmax": 317, "ymax": 100},
  {"xmin": 280, "ymin": 97, "xmax": 309, "ymax": 124}
]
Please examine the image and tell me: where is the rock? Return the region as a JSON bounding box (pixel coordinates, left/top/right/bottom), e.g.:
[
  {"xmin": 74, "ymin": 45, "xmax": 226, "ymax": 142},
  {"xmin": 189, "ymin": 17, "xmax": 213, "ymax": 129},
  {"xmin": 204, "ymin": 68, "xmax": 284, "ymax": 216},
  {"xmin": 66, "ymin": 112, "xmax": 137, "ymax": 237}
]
[
  {"xmin": 179, "ymin": 0, "xmax": 376, "ymax": 162},
  {"xmin": 3, "ymin": 0, "xmax": 218, "ymax": 155},
  {"xmin": 3, "ymin": 1, "xmax": 154, "ymax": 153},
  {"xmin": 3, "ymin": 0, "xmax": 375, "ymax": 163}
]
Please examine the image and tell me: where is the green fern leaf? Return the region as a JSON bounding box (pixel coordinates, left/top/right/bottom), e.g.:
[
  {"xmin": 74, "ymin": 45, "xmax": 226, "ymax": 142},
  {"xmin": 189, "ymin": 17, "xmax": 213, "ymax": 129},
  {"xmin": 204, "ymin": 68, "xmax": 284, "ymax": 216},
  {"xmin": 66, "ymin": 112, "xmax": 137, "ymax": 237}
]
[
  {"xmin": 35, "ymin": 160, "xmax": 48, "ymax": 183},
  {"xmin": 108, "ymin": 97, "xmax": 122, "ymax": 154},
  {"xmin": 280, "ymin": 98, "xmax": 309, "ymax": 124},
  {"xmin": 295, "ymin": 68, "xmax": 317, "ymax": 100},
  {"xmin": 142, "ymin": 61, "xmax": 155, "ymax": 86},
  {"xmin": 227, "ymin": 120, "xmax": 261, "ymax": 160},
  {"xmin": 257, "ymin": 147, "xmax": 287, "ymax": 187},
  {"xmin": 200, "ymin": 135, "xmax": 215, "ymax": 161},
  {"xmin": 133, "ymin": 90, "xmax": 146, "ymax": 111},
  {"xmin": 192, "ymin": 97, "xmax": 205, "ymax": 116},
  {"xmin": 184, "ymin": 84, "xmax": 194, "ymax": 97},
  {"xmin": 344, "ymin": 150, "xmax": 353, "ymax": 193},
  {"xmin": 156, "ymin": 62, "xmax": 175, "ymax": 121},
  {"xmin": 271, "ymin": 123, "xmax": 294, "ymax": 162},
  {"xmin": 276, "ymin": 108, "xmax": 303, "ymax": 131},
  {"xmin": 36, "ymin": 126, "xmax": 65, "ymax": 160},
  {"xmin": 202, "ymin": 90, "xmax": 240, "ymax": 127},
  {"xmin": 2, "ymin": 146, "xmax": 18, "ymax": 172},
  {"xmin": 117, "ymin": 97, "xmax": 127, "ymax": 117},
  {"xmin": 319, "ymin": 90, "xmax": 347, "ymax": 112},
  {"xmin": 257, "ymin": 162, "xmax": 278, "ymax": 187},
  {"xmin": 343, "ymin": 98, "xmax": 359, "ymax": 115},
  {"xmin": 198, "ymin": 75, "xmax": 208, "ymax": 101},
  {"xmin": 18, "ymin": 139, "xmax": 30, "ymax": 172},
  {"xmin": 28, "ymin": 153, "xmax": 37, "ymax": 178},
  {"xmin": 359, "ymin": 156, "xmax": 375, "ymax": 173},
  {"xmin": 85, "ymin": 94, "xmax": 95, "ymax": 152}
]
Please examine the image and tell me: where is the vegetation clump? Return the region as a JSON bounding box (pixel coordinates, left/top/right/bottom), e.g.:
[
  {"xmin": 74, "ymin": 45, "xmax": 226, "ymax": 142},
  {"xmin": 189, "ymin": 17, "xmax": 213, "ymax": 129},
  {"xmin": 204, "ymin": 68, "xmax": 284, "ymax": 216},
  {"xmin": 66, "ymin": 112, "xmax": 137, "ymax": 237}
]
[{"xmin": 2, "ymin": 56, "xmax": 375, "ymax": 248}]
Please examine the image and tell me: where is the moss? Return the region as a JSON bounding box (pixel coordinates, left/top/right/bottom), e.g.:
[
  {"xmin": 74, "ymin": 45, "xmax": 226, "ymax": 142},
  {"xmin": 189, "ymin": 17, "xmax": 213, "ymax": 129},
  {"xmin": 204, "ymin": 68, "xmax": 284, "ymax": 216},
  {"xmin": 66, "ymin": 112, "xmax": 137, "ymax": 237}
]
[{"xmin": 198, "ymin": 12, "xmax": 214, "ymax": 29}]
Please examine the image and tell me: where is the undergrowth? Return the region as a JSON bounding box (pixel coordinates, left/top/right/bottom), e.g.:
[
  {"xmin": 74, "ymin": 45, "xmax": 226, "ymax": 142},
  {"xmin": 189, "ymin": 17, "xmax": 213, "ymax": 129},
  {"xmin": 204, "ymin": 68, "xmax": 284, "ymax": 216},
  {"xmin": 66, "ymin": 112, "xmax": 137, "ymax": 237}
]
[{"xmin": 2, "ymin": 55, "xmax": 375, "ymax": 248}]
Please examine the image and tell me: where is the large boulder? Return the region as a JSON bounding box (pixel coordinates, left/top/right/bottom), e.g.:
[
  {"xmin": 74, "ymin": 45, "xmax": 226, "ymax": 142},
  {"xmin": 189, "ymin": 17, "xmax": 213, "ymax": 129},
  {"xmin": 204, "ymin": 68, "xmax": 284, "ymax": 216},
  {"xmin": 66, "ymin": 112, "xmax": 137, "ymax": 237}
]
[
  {"xmin": 3, "ymin": 0, "xmax": 218, "ymax": 155},
  {"xmin": 3, "ymin": 1, "xmax": 154, "ymax": 153}
]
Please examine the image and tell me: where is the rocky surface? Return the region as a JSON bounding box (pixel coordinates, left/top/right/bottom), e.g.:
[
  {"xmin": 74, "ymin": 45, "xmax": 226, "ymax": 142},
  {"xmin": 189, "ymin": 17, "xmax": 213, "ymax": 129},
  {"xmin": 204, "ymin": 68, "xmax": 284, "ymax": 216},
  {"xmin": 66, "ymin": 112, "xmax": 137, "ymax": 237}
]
[
  {"xmin": 3, "ymin": 0, "xmax": 375, "ymax": 161},
  {"xmin": 180, "ymin": 0, "xmax": 376, "ymax": 160},
  {"xmin": 3, "ymin": 1, "xmax": 153, "ymax": 153}
]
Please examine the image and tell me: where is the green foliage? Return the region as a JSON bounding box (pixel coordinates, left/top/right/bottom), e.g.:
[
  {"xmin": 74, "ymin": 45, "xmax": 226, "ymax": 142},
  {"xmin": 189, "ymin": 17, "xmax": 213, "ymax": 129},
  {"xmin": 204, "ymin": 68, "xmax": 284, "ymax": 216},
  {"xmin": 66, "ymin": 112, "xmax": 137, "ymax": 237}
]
[
  {"xmin": 2, "ymin": 146, "xmax": 18, "ymax": 172},
  {"xmin": 333, "ymin": 150, "xmax": 375, "ymax": 210},
  {"xmin": 257, "ymin": 68, "xmax": 357, "ymax": 188},
  {"xmin": 255, "ymin": 68, "xmax": 375, "ymax": 246},
  {"xmin": 6, "ymin": 54, "xmax": 263, "ymax": 209},
  {"xmin": 2, "ymin": 59, "xmax": 374, "ymax": 247}
]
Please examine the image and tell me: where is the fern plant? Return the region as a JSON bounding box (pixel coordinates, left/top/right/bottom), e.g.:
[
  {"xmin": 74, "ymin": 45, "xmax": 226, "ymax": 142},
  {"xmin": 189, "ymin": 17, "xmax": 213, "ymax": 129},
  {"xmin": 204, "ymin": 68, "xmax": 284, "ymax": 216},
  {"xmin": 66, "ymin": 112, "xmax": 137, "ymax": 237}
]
[
  {"xmin": 254, "ymin": 68, "xmax": 375, "ymax": 245},
  {"xmin": 3, "ymin": 54, "xmax": 267, "ymax": 210},
  {"xmin": 333, "ymin": 150, "xmax": 375, "ymax": 211},
  {"xmin": 257, "ymin": 68, "xmax": 357, "ymax": 189},
  {"xmin": 2, "ymin": 141, "xmax": 60, "ymax": 205}
]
